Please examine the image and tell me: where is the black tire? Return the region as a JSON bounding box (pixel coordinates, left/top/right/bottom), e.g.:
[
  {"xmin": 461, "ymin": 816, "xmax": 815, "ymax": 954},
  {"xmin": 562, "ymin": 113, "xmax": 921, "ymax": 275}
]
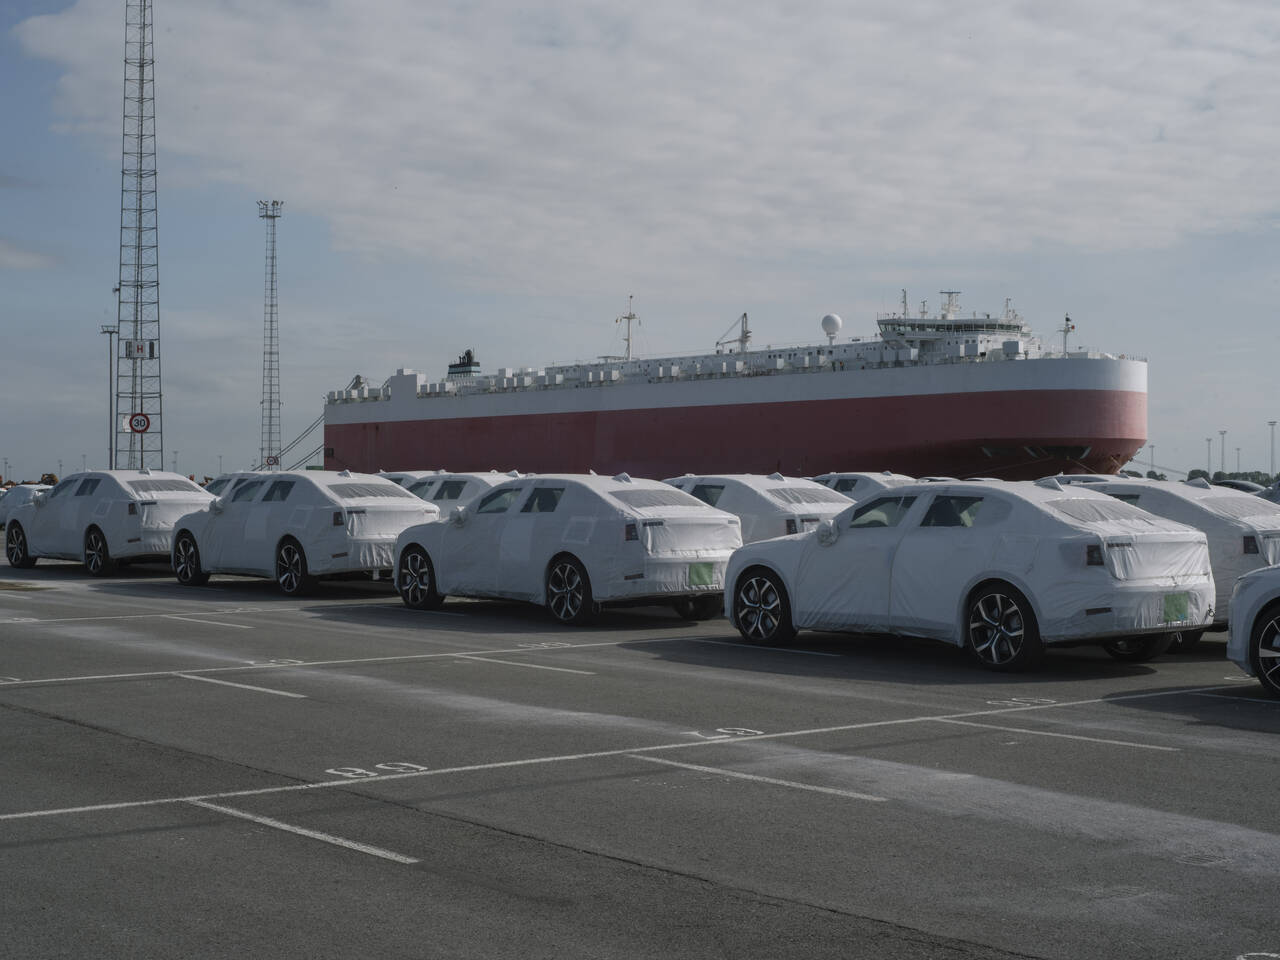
[
  {"xmin": 173, "ymin": 531, "xmax": 210, "ymax": 587},
  {"xmin": 546, "ymin": 556, "xmax": 593, "ymax": 625},
  {"xmin": 397, "ymin": 545, "xmax": 444, "ymax": 610},
  {"xmin": 1167, "ymin": 628, "xmax": 1206, "ymax": 654},
  {"xmin": 1103, "ymin": 634, "xmax": 1174, "ymax": 662},
  {"xmin": 84, "ymin": 527, "xmax": 116, "ymax": 577},
  {"xmin": 1248, "ymin": 603, "xmax": 1280, "ymax": 698},
  {"xmin": 5, "ymin": 522, "xmax": 36, "ymax": 569},
  {"xmin": 275, "ymin": 538, "xmax": 315, "ymax": 596},
  {"xmin": 732, "ymin": 568, "xmax": 796, "ymax": 645},
  {"xmin": 673, "ymin": 595, "xmax": 723, "ymax": 621},
  {"xmin": 966, "ymin": 584, "xmax": 1043, "ymax": 671}
]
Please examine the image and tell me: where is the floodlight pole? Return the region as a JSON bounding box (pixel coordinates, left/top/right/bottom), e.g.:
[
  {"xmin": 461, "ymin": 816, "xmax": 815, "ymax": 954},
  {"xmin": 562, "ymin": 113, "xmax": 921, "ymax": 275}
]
[
  {"xmin": 1205, "ymin": 438, "xmax": 1212, "ymax": 476},
  {"xmin": 1219, "ymin": 430, "xmax": 1227, "ymax": 474},
  {"xmin": 100, "ymin": 324, "xmax": 117, "ymax": 468},
  {"xmin": 1269, "ymin": 421, "xmax": 1276, "ymax": 478}
]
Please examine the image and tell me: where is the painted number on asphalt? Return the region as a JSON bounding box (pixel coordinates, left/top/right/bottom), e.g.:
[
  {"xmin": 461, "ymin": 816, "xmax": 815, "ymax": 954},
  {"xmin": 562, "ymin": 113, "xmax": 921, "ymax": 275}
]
[
  {"xmin": 685, "ymin": 727, "xmax": 764, "ymax": 740},
  {"xmin": 518, "ymin": 641, "xmax": 572, "ymax": 649},
  {"xmin": 325, "ymin": 762, "xmax": 430, "ymax": 779}
]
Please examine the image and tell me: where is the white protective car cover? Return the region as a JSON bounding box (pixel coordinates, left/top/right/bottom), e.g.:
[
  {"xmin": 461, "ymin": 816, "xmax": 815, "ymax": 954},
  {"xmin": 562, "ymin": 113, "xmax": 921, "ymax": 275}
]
[
  {"xmin": 664, "ymin": 474, "xmax": 851, "ymax": 543},
  {"xmin": 0, "ymin": 485, "xmax": 50, "ymax": 529},
  {"xmin": 1226, "ymin": 565, "xmax": 1280, "ymax": 675},
  {"xmin": 405, "ymin": 471, "xmax": 513, "ymax": 508},
  {"xmin": 178, "ymin": 471, "xmax": 438, "ymax": 577},
  {"xmin": 397, "ymin": 474, "xmax": 741, "ymax": 604},
  {"xmin": 813, "ymin": 472, "xmax": 916, "ymax": 501},
  {"xmin": 1086, "ymin": 478, "xmax": 1280, "ymax": 623},
  {"xmin": 11, "ymin": 471, "xmax": 213, "ymax": 561},
  {"xmin": 727, "ymin": 480, "xmax": 1213, "ymax": 644}
]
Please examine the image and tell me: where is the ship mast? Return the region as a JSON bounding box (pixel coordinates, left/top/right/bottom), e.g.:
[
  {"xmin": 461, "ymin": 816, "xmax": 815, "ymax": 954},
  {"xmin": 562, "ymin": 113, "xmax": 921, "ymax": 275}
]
[
  {"xmin": 1059, "ymin": 314, "xmax": 1075, "ymax": 354},
  {"xmin": 617, "ymin": 295, "xmax": 638, "ymax": 361}
]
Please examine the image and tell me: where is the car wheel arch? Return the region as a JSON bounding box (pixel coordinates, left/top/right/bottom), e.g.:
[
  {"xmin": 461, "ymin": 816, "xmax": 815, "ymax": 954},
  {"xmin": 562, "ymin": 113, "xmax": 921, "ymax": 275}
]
[
  {"xmin": 731, "ymin": 561, "xmax": 793, "ymax": 627},
  {"xmin": 956, "ymin": 573, "xmax": 1044, "ymax": 646}
]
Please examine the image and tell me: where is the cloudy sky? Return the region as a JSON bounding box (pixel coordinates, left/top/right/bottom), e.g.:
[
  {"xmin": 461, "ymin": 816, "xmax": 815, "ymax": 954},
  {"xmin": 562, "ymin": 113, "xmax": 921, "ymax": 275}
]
[{"xmin": 3, "ymin": 0, "xmax": 1279, "ymax": 481}]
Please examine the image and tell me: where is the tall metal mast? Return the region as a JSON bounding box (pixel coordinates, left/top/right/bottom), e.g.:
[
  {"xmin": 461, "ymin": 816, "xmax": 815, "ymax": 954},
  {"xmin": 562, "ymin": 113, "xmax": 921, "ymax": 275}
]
[
  {"xmin": 114, "ymin": 0, "xmax": 163, "ymax": 470},
  {"xmin": 259, "ymin": 201, "xmax": 284, "ymax": 470}
]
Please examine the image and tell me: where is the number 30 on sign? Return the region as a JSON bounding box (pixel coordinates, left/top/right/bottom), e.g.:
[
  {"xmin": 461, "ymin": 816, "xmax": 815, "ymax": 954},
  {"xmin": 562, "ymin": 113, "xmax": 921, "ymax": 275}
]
[{"xmin": 129, "ymin": 413, "xmax": 150, "ymax": 433}]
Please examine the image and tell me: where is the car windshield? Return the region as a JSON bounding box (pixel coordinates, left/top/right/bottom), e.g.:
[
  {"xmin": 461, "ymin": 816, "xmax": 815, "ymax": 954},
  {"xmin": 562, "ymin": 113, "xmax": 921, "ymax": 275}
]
[
  {"xmin": 611, "ymin": 488, "xmax": 705, "ymax": 508},
  {"xmin": 328, "ymin": 482, "xmax": 414, "ymax": 499},
  {"xmin": 205, "ymin": 478, "xmax": 230, "ymax": 495},
  {"xmin": 848, "ymin": 495, "xmax": 917, "ymax": 528},
  {"xmin": 407, "ymin": 479, "xmax": 436, "ymax": 497}
]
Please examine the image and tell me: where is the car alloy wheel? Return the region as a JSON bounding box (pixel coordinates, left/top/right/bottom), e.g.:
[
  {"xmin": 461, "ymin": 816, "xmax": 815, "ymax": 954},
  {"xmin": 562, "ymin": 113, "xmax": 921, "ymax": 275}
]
[
  {"xmin": 275, "ymin": 540, "xmax": 312, "ymax": 596},
  {"xmin": 547, "ymin": 557, "xmax": 592, "ymax": 625},
  {"xmin": 967, "ymin": 586, "xmax": 1042, "ymax": 671},
  {"xmin": 6, "ymin": 523, "xmax": 35, "ymax": 569},
  {"xmin": 84, "ymin": 528, "xmax": 115, "ymax": 577},
  {"xmin": 173, "ymin": 532, "xmax": 209, "ymax": 586},
  {"xmin": 398, "ymin": 545, "xmax": 443, "ymax": 610},
  {"xmin": 1250, "ymin": 607, "xmax": 1280, "ymax": 698},
  {"xmin": 734, "ymin": 570, "xmax": 794, "ymax": 644}
]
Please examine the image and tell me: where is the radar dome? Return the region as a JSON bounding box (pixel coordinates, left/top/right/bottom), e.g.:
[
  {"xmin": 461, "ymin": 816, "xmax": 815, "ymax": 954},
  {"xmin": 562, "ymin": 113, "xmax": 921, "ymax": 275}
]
[{"xmin": 821, "ymin": 313, "xmax": 843, "ymax": 338}]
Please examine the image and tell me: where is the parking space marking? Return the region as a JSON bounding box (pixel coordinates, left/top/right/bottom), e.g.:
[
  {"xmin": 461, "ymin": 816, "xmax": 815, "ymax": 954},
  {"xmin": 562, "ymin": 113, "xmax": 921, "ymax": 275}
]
[
  {"xmin": 457, "ymin": 655, "xmax": 595, "ymax": 676},
  {"xmin": 630, "ymin": 754, "xmax": 887, "ymax": 802},
  {"xmin": 175, "ymin": 674, "xmax": 307, "ymax": 699},
  {"xmin": 0, "ymin": 681, "xmax": 1246, "ymax": 825},
  {"xmin": 186, "ymin": 799, "xmax": 418, "ymax": 864},
  {"xmin": 163, "ymin": 615, "xmax": 253, "ymax": 629},
  {"xmin": 931, "ymin": 718, "xmax": 1178, "ymax": 751},
  {"xmin": 693, "ymin": 639, "xmax": 842, "ymax": 657}
]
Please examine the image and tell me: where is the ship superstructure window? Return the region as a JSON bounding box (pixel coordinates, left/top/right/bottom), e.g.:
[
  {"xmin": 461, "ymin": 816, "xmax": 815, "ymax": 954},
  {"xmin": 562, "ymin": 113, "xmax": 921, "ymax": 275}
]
[
  {"xmin": 689, "ymin": 484, "xmax": 726, "ymax": 507},
  {"xmin": 433, "ymin": 480, "xmax": 467, "ymax": 501},
  {"xmin": 475, "ymin": 487, "xmax": 524, "ymax": 514},
  {"xmin": 848, "ymin": 495, "xmax": 917, "ymax": 529},
  {"xmin": 521, "ymin": 488, "xmax": 564, "ymax": 514},
  {"xmin": 75, "ymin": 478, "xmax": 101, "ymax": 497},
  {"xmin": 921, "ymin": 496, "xmax": 983, "ymax": 528},
  {"xmin": 767, "ymin": 487, "xmax": 850, "ymax": 505},
  {"xmin": 611, "ymin": 488, "xmax": 705, "ymax": 509},
  {"xmin": 232, "ymin": 480, "xmax": 265, "ymax": 502},
  {"xmin": 329, "ymin": 483, "xmax": 415, "ymax": 500},
  {"xmin": 262, "ymin": 480, "xmax": 295, "ymax": 502}
]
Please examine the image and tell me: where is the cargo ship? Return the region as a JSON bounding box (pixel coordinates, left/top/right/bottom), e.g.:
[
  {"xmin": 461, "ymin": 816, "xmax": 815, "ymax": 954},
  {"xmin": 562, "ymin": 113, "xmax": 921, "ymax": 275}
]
[{"xmin": 323, "ymin": 291, "xmax": 1146, "ymax": 480}]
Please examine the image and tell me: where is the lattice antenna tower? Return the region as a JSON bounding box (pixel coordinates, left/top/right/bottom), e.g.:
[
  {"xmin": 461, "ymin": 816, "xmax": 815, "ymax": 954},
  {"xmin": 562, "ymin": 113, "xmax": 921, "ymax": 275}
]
[
  {"xmin": 259, "ymin": 201, "xmax": 284, "ymax": 471},
  {"xmin": 114, "ymin": 0, "xmax": 164, "ymax": 470}
]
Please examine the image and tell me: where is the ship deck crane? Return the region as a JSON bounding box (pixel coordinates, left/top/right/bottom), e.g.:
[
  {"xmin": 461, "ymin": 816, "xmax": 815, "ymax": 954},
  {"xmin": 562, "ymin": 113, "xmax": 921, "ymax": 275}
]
[{"xmin": 716, "ymin": 313, "xmax": 751, "ymax": 354}]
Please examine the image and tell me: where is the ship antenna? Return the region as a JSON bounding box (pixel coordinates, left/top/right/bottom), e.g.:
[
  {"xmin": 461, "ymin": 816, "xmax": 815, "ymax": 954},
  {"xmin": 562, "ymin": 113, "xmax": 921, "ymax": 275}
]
[
  {"xmin": 1060, "ymin": 314, "xmax": 1075, "ymax": 354},
  {"xmin": 617, "ymin": 295, "xmax": 637, "ymax": 361},
  {"xmin": 901, "ymin": 289, "xmax": 908, "ymax": 318}
]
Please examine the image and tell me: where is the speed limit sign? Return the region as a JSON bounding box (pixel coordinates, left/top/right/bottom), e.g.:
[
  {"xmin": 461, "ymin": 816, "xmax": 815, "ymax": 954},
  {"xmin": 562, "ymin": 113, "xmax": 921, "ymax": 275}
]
[
  {"xmin": 129, "ymin": 413, "xmax": 151, "ymax": 433},
  {"xmin": 264, "ymin": 456, "xmax": 279, "ymax": 466}
]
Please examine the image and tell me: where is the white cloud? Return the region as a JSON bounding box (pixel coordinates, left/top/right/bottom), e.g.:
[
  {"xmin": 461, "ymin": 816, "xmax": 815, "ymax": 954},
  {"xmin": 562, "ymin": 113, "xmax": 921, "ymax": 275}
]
[
  {"xmin": 16, "ymin": 0, "xmax": 1280, "ymax": 298},
  {"xmin": 0, "ymin": 238, "xmax": 56, "ymax": 269}
]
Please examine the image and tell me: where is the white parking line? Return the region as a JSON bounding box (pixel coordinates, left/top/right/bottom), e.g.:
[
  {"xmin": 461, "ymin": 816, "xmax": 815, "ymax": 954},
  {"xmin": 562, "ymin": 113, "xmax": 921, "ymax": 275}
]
[
  {"xmin": 186, "ymin": 799, "xmax": 418, "ymax": 864},
  {"xmin": 164, "ymin": 615, "xmax": 253, "ymax": 629},
  {"xmin": 458, "ymin": 656, "xmax": 595, "ymax": 676},
  {"xmin": 931, "ymin": 718, "xmax": 1178, "ymax": 751},
  {"xmin": 175, "ymin": 674, "xmax": 307, "ymax": 699},
  {"xmin": 630, "ymin": 754, "xmax": 887, "ymax": 802},
  {"xmin": 0, "ymin": 683, "xmax": 1243, "ymax": 825}
]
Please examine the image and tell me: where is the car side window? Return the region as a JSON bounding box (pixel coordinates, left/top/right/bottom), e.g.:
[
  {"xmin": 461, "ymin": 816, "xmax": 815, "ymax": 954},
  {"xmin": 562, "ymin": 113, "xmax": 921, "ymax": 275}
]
[
  {"xmin": 433, "ymin": 480, "xmax": 466, "ymax": 501},
  {"xmin": 848, "ymin": 495, "xmax": 917, "ymax": 529},
  {"xmin": 921, "ymin": 496, "xmax": 983, "ymax": 528},
  {"xmin": 689, "ymin": 484, "xmax": 725, "ymax": 507},
  {"xmin": 262, "ymin": 480, "xmax": 295, "ymax": 502},
  {"xmin": 75, "ymin": 478, "xmax": 101, "ymax": 497},
  {"xmin": 231, "ymin": 480, "xmax": 265, "ymax": 502},
  {"xmin": 521, "ymin": 487, "xmax": 565, "ymax": 513},
  {"xmin": 475, "ymin": 486, "xmax": 523, "ymax": 514},
  {"xmin": 408, "ymin": 479, "xmax": 435, "ymax": 498}
]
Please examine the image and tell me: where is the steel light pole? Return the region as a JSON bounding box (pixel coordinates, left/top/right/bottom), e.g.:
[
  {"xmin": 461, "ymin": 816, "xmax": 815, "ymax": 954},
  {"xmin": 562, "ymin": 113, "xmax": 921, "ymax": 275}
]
[
  {"xmin": 1219, "ymin": 430, "xmax": 1228, "ymax": 475},
  {"xmin": 1237, "ymin": 447, "xmax": 1242, "ymax": 474},
  {"xmin": 100, "ymin": 325, "xmax": 117, "ymax": 469},
  {"xmin": 1205, "ymin": 438, "xmax": 1212, "ymax": 476},
  {"xmin": 1269, "ymin": 421, "xmax": 1277, "ymax": 479},
  {"xmin": 1149, "ymin": 444, "xmax": 1155, "ymax": 475}
]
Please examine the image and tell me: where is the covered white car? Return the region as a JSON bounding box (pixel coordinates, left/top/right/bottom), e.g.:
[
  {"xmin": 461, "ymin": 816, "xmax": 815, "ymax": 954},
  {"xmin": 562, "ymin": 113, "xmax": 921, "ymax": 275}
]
[
  {"xmin": 812, "ymin": 472, "xmax": 915, "ymax": 501},
  {"xmin": 663, "ymin": 474, "xmax": 851, "ymax": 543},
  {"xmin": 203, "ymin": 472, "xmax": 266, "ymax": 497},
  {"xmin": 1085, "ymin": 477, "xmax": 1280, "ymax": 647},
  {"xmin": 0, "ymin": 484, "xmax": 50, "ymax": 531},
  {"xmin": 725, "ymin": 479, "xmax": 1214, "ymax": 671},
  {"xmin": 5, "ymin": 470, "xmax": 213, "ymax": 575},
  {"xmin": 172, "ymin": 470, "xmax": 438, "ymax": 595},
  {"xmin": 402, "ymin": 471, "xmax": 512, "ymax": 508},
  {"xmin": 378, "ymin": 470, "xmax": 442, "ymax": 488},
  {"xmin": 1227, "ymin": 566, "xmax": 1280, "ymax": 697},
  {"xmin": 395, "ymin": 474, "xmax": 742, "ymax": 623}
]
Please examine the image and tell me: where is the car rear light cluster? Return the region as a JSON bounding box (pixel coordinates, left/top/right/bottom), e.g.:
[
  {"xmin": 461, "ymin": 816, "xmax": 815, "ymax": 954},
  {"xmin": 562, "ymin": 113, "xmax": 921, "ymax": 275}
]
[{"xmin": 1244, "ymin": 535, "xmax": 1259, "ymax": 555}]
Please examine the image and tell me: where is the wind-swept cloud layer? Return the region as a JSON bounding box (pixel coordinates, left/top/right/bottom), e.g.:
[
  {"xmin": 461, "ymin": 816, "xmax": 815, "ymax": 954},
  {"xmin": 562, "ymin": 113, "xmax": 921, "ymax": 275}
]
[{"xmin": 18, "ymin": 0, "xmax": 1280, "ymax": 295}]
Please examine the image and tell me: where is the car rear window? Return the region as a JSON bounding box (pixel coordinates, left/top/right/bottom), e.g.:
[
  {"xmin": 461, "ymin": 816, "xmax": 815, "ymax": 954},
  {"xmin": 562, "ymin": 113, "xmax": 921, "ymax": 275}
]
[
  {"xmin": 689, "ymin": 484, "xmax": 725, "ymax": 507},
  {"xmin": 1046, "ymin": 498, "xmax": 1157, "ymax": 523},
  {"xmin": 768, "ymin": 487, "xmax": 850, "ymax": 505},
  {"xmin": 1198, "ymin": 496, "xmax": 1280, "ymax": 520},
  {"xmin": 328, "ymin": 482, "xmax": 414, "ymax": 499},
  {"xmin": 129, "ymin": 478, "xmax": 204, "ymax": 495},
  {"xmin": 611, "ymin": 488, "xmax": 706, "ymax": 508}
]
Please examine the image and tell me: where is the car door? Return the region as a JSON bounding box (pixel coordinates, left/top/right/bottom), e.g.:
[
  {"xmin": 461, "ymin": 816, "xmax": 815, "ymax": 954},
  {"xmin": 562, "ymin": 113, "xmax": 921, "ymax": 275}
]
[
  {"xmin": 791, "ymin": 494, "xmax": 920, "ymax": 632},
  {"xmin": 498, "ymin": 484, "xmax": 567, "ymax": 601},
  {"xmin": 436, "ymin": 484, "xmax": 526, "ymax": 596},
  {"xmin": 203, "ymin": 478, "xmax": 267, "ymax": 573},
  {"xmin": 27, "ymin": 478, "xmax": 77, "ymax": 556},
  {"xmin": 890, "ymin": 493, "xmax": 1006, "ymax": 639}
]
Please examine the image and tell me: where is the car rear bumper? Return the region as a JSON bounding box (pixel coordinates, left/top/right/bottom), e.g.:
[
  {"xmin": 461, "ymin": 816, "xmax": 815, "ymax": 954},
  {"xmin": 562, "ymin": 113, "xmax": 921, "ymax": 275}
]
[{"xmin": 1041, "ymin": 579, "xmax": 1215, "ymax": 643}]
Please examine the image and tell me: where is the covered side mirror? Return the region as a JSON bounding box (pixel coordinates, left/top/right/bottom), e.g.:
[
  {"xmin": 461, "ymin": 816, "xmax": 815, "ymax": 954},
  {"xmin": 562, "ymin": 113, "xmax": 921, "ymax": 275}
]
[
  {"xmin": 210, "ymin": 497, "xmax": 226, "ymax": 515},
  {"xmin": 32, "ymin": 491, "xmax": 48, "ymax": 507},
  {"xmin": 449, "ymin": 505, "xmax": 467, "ymax": 526},
  {"xmin": 816, "ymin": 518, "xmax": 840, "ymax": 546}
]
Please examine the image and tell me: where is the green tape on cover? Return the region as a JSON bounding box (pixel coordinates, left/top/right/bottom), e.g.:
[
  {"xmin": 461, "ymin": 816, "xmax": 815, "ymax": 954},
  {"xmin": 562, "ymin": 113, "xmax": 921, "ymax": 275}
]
[
  {"xmin": 1163, "ymin": 592, "xmax": 1189, "ymax": 623},
  {"xmin": 689, "ymin": 562, "xmax": 714, "ymax": 587}
]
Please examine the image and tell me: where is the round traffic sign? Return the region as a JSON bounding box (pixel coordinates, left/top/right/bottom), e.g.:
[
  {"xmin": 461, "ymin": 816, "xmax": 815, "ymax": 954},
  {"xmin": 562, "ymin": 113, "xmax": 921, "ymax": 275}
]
[
  {"xmin": 264, "ymin": 456, "xmax": 279, "ymax": 466},
  {"xmin": 129, "ymin": 413, "xmax": 151, "ymax": 433}
]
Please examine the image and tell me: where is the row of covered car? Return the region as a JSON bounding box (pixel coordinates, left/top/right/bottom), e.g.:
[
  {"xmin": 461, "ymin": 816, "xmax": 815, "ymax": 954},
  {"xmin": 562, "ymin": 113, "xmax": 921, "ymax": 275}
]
[{"xmin": 5, "ymin": 467, "xmax": 1280, "ymax": 695}]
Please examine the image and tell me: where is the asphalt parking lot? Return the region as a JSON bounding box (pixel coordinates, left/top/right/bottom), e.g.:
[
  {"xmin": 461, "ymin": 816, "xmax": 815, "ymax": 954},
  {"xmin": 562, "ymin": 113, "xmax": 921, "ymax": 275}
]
[{"xmin": 3, "ymin": 563, "xmax": 1279, "ymax": 960}]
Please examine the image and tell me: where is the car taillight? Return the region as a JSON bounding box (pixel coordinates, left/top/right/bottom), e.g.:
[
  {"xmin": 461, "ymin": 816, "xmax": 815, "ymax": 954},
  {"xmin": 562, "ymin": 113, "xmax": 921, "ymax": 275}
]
[
  {"xmin": 127, "ymin": 502, "xmax": 137, "ymax": 516},
  {"xmin": 785, "ymin": 518, "xmax": 798, "ymax": 535},
  {"xmin": 333, "ymin": 511, "xmax": 344, "ymax": 526},
  {"xmin": 624, "ymin": 522, "xmax": 638, "ymax": 541},
  {"xmin": 1086, "ymin": 544, "xmax": 1104, "ymax": 566},
  {"xmin": 1244, "ymin": 535, "xmax": 1259, "ymax": 555}
]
